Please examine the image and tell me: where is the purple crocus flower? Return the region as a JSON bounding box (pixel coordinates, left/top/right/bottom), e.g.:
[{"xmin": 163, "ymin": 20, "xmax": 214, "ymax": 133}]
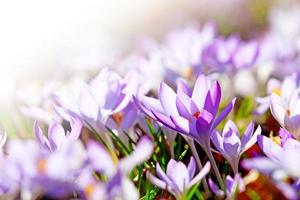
[
  {"xmin": 86, "ymin": 136, "xmax": 154, "ymax": 199},
  {"xmin": 270, "ymin": 87, "xmax": 300, "ymax": 140},
  {"xmin": 34, "ymin": 117, "xmax": 82, "ymax": 152},
  {"xmin": 209, "ymin": 174, "xmax": 245, "ymax": 198},
  {"xmin": 211, "ymin": 120, "xmax": 261, "ymax": 173},
  {"xmin": 255, "ymin": 73, "xmax": 299, "ymax": 115},
  {"xmin": 138, "ymin": 74, "xmax": 235, "ymax": 153},
  {"xmin": 147, "ymin": 157, "xmax": 210, "ymax": 198},
  {"xmin": 202, "ymin": 34, "xmax": 259, "ymax": 72},
  {"xmin": 243, "ymin": 135, "xmax": 300, "ymax": 178},
  {"xmin": 138, "ymin": 74, "xmax": 235, "ymax": 188}
]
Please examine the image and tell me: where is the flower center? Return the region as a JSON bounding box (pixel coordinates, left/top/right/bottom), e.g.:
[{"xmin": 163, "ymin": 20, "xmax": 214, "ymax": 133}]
[
  {"xmin": 112, "ymin": 112, "xmax": 123, "ymax": 127},
  {"xmin": 193, "ymin": 111, "xmax": 201, "ymax": 118},
  {"xmin": 38, "ymin": 159, "xmax": 46, "ymax": 173},
  {"xmin": 84, "ymin": 183, "xmax": 95, "ymax": 198},
  {"xmin": 272, "ymin": 87, "xmax": 282, "ymax": 96}
]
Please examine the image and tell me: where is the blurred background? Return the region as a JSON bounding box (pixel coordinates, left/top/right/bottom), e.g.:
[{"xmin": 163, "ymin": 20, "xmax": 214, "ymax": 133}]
[{"xmin": 0, "ymin": 0, "xmax": 296, "ymax": 132}]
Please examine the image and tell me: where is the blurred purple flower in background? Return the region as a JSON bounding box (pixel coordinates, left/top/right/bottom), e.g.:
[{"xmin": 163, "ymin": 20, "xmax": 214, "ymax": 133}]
[{"xmin": 34, "ymin": 117, "xmax": 82, "ymax": 152}]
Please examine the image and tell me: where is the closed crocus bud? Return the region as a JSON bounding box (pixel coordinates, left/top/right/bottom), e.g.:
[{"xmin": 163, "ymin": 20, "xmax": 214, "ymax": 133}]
[
  {"xmin": 147, "ymin": 157, "xmax": 210, "ymax": 199},
  {"xmin": 34, "ymin": 117, "xmax": 82, "ymax": 152},
  {"xmin": 211, "ymin": 120, "xmax": 261, "ymax": 173}
]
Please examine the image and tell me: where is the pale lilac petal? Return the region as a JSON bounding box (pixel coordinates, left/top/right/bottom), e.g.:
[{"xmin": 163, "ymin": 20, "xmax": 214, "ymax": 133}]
[
  {"xmin": 48, "ymin": 122, "xmax": 66, "ymax": 150},
  {"xmin": 87, "ymin": 141, "xmax": 115, "ymax": 176},
  {"xmin": 192, "ymin": 74, "xmax": 211, "ymax": 109},
  {"xmin": 176, "ymin": 78, "xmax": 192, "ymax": 96},
  {"xmin": 187, "ymin": 157, "xmax": 196, "ymax": 178},
  {"xmin": 156, "ymin": 163, "xmax": 173, "ymax": 186},
  {"xmin": 68, "ymin": 117, "xmax": 83, "ymax": 140},
  {"xmin": 170, "ymin": 115, "xmax": 193, "ymax": 136},
  {"xmin": 211, "ymin": 131, "xmax": 224, "ymax": 153},
  {"xmin": 152, "ymin": 111, "xmax": 176, "ymax": 130},
  {"xmin": 257, "ymin": 135, "xmax": 283, "ymax": 162},
  {"xmin": 223, "ymin": 120, "xmax": 239, "ymax": 136},
  {"xmin": 240, "ymin": 122, "xmax": 254, "ymax": 146},
  {"xmin": 241, "ymin": 125, "xmax": 261, "ymax": 154},
  {"xmin": 168, "ymin": 162, "xmax": 190, "ymax": 192},
  {"xmin": 212, "ymin": 98, "xmax": 236, "ymax": 129},
  {"xmin": 147, "ymin": 172, "xmax": 167, "ymax": 189},
  {"xmin": 78, "ymin": 90, "xmax": 99, "ymax": 121},
  {"xmin": 270, "ymin": 94, "xmax": 286, "ymax": 127},
  {"xmin": 204, "ymin": 81, "xmax": 221, "ymax": 116},
  {"xmin": 120, "ymin": 136, "xmax": 154, "ymax": 173},
  {"xmin": 159, "ymin": 82, "xmax": 178, "ymax": 116},
  {"xmin": 188, "ymin": 162, "xmax": 211, "ymax": 188},
  {"xmin": 176, "ymin": 96, "xmax": 191, "ymax": 119},
  {"xmin": 34, "ymin": 121, "xmax": 51, "ymax": 150},
  {"xmin": 242, "ymin": 158, "xmax": 280, "ymax": 174}
]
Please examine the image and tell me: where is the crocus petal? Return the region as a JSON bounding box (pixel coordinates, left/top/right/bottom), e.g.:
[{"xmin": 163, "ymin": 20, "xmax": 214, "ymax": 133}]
[
  {"xmin": 159, "ymin": 82, "xmax": 178, "ymax": 116},
  {"xmin": 242, "ymin": 158, "xmax": 280, "ymax": 174},
  {"xmin": 241, "ymin": 125, "xmax": 261, "ymax": 154},
  {"xmin": 120, "ymin": 136, "xmax": 154, "ymax": 173},
  {"xmin": 270, "ymin": 94, "xmax": 286, "ymax": 127},
  {"xmin": 48, "ymin": 122, "xmax": 66, "ymax": 150},
  {"xmin": 188, "ymin": 162, "xmax": 211, "ymax": 188},
  {"xmin": 87, "ymin": 141, "xmax": 115, "ymax": 176},
  {"xmin": 187, "ymin": 157, "xmax": 196, "ymax": 178},
  {"xmin": 204, "ymin": 81, "xmax": 221, "ymax": 116},
  {"xmin": 152, "ymin": 111, "xmax": 177, "ymax": 130},
  {"xmin": 156, "ymin": 163, "xmax": 173, "ymax": 186},
  {"xmin": 211, "ymin": 131, "xmax": 225, "ymax": 153},
  {"xmin": 170, "ymin": 115, "xmax": 191, "ymax": 135},
  {"xmin": 192, "ymin": 74, "xmax": 211, "ymax": 109},
  {"xmin": 257, "ymin": 135, "xmax": 283, "ymax": 162},
  {"xmin": 168, "ymin": 161, "xmax": 190, "ymax": 193},
  {"xmin": 240, "ymin": 122, "xmax": 254, "ymax": 146},
  {"xmin": 212, "ymin": 98, "xmax": 236, "ymax": 129},
  {"xmin": 222, "ymin": 120, "xmax": 239, "ymax": 136},
  {"xmin": 176, "ymin": 78, "xmax": 192, "ymax": 96},
  {"xmin": 176, "ymin": 96, "xmax": 191, "ymax": 119},
  {"xmin": 78, "ymin": 90, "xmax": 99, "ymax": 121},
  {"xmin": 146, "ymin": 172, "xmax": 167, "ymax": 189},
  {"xmin": 68, "ymin": 117, "xmax": 83, "ymax": 141},
  {"xmin": 34, "ymin": 121, "xmax": 51, "ymax": 150}
]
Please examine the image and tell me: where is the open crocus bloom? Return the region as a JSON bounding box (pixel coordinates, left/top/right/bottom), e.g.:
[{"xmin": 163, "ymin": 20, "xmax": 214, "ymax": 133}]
[
  {"xmin": 34, "ymin": 117, "xmax": 82, "ymax": 152},
  {"xmin": 270, "ymin": 86, "xmax": 300, "ymax": 140},
  {"xmin": 256, "ymin": 73, "xmax": 299, "ymax": 115},
  {"xmin": 147, "ymin": 157, "xmax": 210, "ymax": 198},
  {"xmin": 243, "ymin": 135, "xmax": 300, "ymax": 179},
  {"xmin": 211, "ymin": 120, "xmax": 261, "ymax": 173},
  {"xmin": 138, "ymin": 74, "xmax": 235, "ymax": 152}
]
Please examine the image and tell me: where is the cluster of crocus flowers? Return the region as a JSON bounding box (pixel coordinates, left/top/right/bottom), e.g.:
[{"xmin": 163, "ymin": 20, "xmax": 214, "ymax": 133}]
[
  {"xmin": 138, "ymin": 74, "xmax": 235, "ymax": 188},
  {"xmin": 10, "ymin": 5, "xmax": 300, "ymax": 199}
]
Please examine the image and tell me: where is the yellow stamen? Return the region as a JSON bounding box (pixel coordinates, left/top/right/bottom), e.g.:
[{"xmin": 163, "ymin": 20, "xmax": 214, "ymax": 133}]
[
  {"xmin": 38, "ymin": 159, "xmax": 46, "ymax": 173},
  {"xmin": 183, "ymin": 67, "xmax": 193, "ymax": 79},
  {"xmin": 84, "ymin": 183, "xmax": 95, "ymax": 198},
  {"xmin": 272, "ymin": 87, "xmax": 282, "ymax": 96}
]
